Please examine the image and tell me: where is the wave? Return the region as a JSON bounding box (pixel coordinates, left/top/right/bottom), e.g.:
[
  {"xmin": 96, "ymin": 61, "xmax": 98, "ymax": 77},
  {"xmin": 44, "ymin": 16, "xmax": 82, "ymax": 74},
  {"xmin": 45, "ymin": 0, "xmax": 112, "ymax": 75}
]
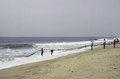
[
  {"xmin": 0, "ymin": 38, "xmax": 115, "ymax": 69},
  {"xmin": 0, "ymin": 38, "xmax": 114, "ymax": 62},
  {"xmin": 0, "ymin": 44, "xmax": 34, "ymax": 49}
]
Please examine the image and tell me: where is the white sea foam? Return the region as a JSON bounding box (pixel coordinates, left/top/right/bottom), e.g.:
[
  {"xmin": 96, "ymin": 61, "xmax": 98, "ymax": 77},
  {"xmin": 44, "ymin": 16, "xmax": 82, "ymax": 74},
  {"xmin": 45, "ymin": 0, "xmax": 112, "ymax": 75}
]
[{"xmin": 0, "ymin": 39, "xmax": 114, "ymax": 70}]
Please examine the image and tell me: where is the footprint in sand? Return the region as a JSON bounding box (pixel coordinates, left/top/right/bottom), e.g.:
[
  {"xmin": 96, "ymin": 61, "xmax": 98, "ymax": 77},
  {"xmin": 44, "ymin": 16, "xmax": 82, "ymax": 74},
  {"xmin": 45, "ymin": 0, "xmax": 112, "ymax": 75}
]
[{"xmin": 113, "ymin": 68, "xmax": 117, "ymax": 70}]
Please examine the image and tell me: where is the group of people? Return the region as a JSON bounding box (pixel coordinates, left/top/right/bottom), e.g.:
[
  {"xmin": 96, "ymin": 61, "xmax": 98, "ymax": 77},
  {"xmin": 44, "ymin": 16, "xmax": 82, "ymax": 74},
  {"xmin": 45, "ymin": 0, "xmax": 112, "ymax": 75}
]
[
  {"xmin": 40, "ymin": 38, "xmax": 119, "ymax": 56},
  {"xmin": 41, "ymin": 48, "xmax": 54, "ymax": 56},
  {"xmin": 91, "ymin": 38, "xmax": 119, "ymax": 50}
]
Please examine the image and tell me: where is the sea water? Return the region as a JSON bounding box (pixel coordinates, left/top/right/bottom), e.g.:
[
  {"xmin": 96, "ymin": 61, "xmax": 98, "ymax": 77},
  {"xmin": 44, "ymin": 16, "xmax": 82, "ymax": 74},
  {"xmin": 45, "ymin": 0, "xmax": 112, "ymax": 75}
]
[{"xmin": 0, "ymin": 37, "xmax": 114, "ymax": 69}]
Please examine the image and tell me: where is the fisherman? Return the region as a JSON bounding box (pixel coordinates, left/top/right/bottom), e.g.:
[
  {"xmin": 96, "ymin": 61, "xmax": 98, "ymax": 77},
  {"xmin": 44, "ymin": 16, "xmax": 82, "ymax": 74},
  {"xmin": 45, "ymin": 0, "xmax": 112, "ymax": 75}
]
[
  {"xmin": 113, "ymin": 39, "xmax": 116, "ymax": 48},
  {"xmin": 41, "ymin": 48, "xmax": 44, "ymax": 56},
  {"xmin": 116, "ymin": 38, "xmax": 119, "ymax": 44},
  {"xmin": 103, "ymin": 38, "xmax": 106, "ymax": 49},
  {"xmin": 51, "ymin": 49, "xmax": 54, "ymax": 55},
  {"xmin": 116, "ymin": 38, "xmax": 119, "ymax": 48},
  {"xmin": 91, "ymin": 41, "xmax": 94, "ymax": 50}
]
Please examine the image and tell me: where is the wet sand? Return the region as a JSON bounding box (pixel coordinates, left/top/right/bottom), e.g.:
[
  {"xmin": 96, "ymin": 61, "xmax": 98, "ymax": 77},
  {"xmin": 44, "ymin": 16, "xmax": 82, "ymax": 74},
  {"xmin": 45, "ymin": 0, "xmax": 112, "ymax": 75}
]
[{"xmin": 0, "ymin": 45, "xmax": 120, "ymax": 79}]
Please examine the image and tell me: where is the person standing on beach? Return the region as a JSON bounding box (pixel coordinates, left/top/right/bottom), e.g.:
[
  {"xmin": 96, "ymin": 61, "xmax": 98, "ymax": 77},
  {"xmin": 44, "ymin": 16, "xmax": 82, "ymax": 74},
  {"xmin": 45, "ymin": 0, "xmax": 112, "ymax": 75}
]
[
  {"xmin": 113, "ymin": 39, "xmax": 116, "ymax": 48},
  {"xmin": 116, "ymin": 38, "xmax": 119, "ymax": 44},
  {"xmin": 51, "ymin": 49, "xmax": 54, "ymax": 55},
  {"xmin": 91, "ymin": 41, "xmax": 94, "ymax": 50},
  {"xmin": 116, "ymin": 38, "xmax": 119, "ymax": 47},
  {"xmin": 103, "ymin": 38, "xmax": 106, "ymax": 49},
  {"xmin": 41, "ymin": 48, "xmax": 44, "ymax": 56}
]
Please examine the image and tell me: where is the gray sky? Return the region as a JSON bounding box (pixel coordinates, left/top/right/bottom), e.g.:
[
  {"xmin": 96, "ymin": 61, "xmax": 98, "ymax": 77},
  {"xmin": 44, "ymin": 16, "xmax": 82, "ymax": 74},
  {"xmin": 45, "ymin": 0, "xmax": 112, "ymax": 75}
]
[{"xmin": 0, "ymin": 0, "xmax": 120, "ymax": 37}]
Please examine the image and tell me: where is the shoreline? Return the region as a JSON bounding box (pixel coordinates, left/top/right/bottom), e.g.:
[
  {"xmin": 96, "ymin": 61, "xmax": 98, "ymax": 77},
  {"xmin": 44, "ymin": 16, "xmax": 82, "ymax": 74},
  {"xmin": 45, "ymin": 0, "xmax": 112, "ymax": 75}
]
[
  {"xmin": 0, "ymin": 46, "xmax": 91, "ymax": 70},
  {"xmin": 0, "ymin": 39, "xmax": 113, "ymax": 70},
  {"xmin": 0, "ymin": 45, "xmax": 120, "ymax": 79}
]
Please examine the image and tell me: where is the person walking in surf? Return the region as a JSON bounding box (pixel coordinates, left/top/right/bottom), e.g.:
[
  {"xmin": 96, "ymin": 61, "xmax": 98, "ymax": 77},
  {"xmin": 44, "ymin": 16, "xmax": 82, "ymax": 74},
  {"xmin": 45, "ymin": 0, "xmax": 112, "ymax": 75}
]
[
  {"xmin": 41, "ymin": 48, "xmax": 44, "ymax": 56},
  {"xmin": 51, "ymin": 49, "xmax": 54, "ymax": 55}
]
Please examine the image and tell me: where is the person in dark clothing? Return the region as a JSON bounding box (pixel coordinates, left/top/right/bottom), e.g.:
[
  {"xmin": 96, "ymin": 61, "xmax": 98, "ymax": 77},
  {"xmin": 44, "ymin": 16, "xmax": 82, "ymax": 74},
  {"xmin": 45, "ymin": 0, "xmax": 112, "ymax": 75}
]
[
  {"xmin": 91, "ymin": 41, "xmax": 94, "ymax": 50},
  {"xmin": 113, "ymin": 39, "xmax": 116, "ymax": 48},
  {"xmin": 116, "ymin": 38, "xmax": 119, "ymax": 44},
  {"xmin": 51, "ymin": 49, "xmax": 54, "ymax": 55},
  {"xmin": 41, "ymin": 48, "xmax": 44, "ymax": 56},
  {"xmin": 103, "ymin": 38, "xmax": 106, "ymax": 49},
  {"xmin": 116, "ymin": 38, "xmax": 119, "ymax": 48}
]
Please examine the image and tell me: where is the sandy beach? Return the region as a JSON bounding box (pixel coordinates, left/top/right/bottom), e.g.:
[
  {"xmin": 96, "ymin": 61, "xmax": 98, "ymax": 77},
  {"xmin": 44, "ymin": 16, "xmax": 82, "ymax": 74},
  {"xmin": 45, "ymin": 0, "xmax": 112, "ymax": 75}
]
[{"xmin": 0, "ymin": 45, "xmax": 120, "ymax": 79}]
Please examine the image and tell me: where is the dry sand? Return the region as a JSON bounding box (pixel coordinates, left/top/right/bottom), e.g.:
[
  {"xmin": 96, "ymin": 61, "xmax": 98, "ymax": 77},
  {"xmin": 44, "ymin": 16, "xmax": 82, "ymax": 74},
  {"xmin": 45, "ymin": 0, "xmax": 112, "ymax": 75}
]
[{"xmin": 0, "ymin": 45, "xmax": 120, "ymax": 79}]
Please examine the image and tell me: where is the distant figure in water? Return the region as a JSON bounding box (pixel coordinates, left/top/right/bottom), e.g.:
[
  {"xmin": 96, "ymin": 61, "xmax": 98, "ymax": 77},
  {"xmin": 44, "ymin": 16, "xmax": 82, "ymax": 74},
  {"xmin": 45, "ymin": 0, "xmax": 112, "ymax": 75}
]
[
  {"xmin": 91, "ymin": 41, "xmax": 94, "ymax": 50},
  {"xmin": 41, "ymin": 48, "xmax": 44, "ymax": 56},
  {"xmin": 103, "ymin": 38, "xmax": 106, "ymax": 49},
  {"xmin": 113, "ymin": 39, "xmax": 116, "ymax": 48},
  {"xmin": 51, "ymin": 49, "xmax": 54, "ymax": 55}
]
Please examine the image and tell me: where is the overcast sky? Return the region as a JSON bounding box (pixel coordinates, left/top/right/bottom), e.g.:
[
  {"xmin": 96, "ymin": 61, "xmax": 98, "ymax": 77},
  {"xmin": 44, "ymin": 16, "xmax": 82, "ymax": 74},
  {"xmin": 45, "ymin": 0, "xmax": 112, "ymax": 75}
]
[{"xmin": 0, "ymin": 0, "xmax": 120, "ymax": 37}]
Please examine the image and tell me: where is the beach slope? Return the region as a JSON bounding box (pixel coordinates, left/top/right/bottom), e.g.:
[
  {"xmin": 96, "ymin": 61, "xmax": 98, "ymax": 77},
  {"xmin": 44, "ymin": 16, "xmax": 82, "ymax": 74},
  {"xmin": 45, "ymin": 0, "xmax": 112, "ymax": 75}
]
[{"xmin": 0, "ymin": 45, "xmax": 120, "ymax": 79}]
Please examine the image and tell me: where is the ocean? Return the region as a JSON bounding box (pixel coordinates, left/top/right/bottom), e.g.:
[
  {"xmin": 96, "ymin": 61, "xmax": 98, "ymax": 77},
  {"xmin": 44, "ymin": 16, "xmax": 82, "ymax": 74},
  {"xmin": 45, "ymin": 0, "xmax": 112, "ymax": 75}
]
[
  {"xmin": 0, "ymin": 37, "xmax": 102, "ymax": 44},
  {"xmin": 0, "ymin": 37, "xmax": 114, "ymax": 69}
]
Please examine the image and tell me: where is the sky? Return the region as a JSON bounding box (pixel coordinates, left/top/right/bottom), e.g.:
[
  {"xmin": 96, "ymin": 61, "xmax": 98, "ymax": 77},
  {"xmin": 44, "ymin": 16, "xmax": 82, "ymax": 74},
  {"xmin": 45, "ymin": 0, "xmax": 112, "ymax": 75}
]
[{"xmin": 0, "ymin": 0, "xmax": 120, "ymax": 37}]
